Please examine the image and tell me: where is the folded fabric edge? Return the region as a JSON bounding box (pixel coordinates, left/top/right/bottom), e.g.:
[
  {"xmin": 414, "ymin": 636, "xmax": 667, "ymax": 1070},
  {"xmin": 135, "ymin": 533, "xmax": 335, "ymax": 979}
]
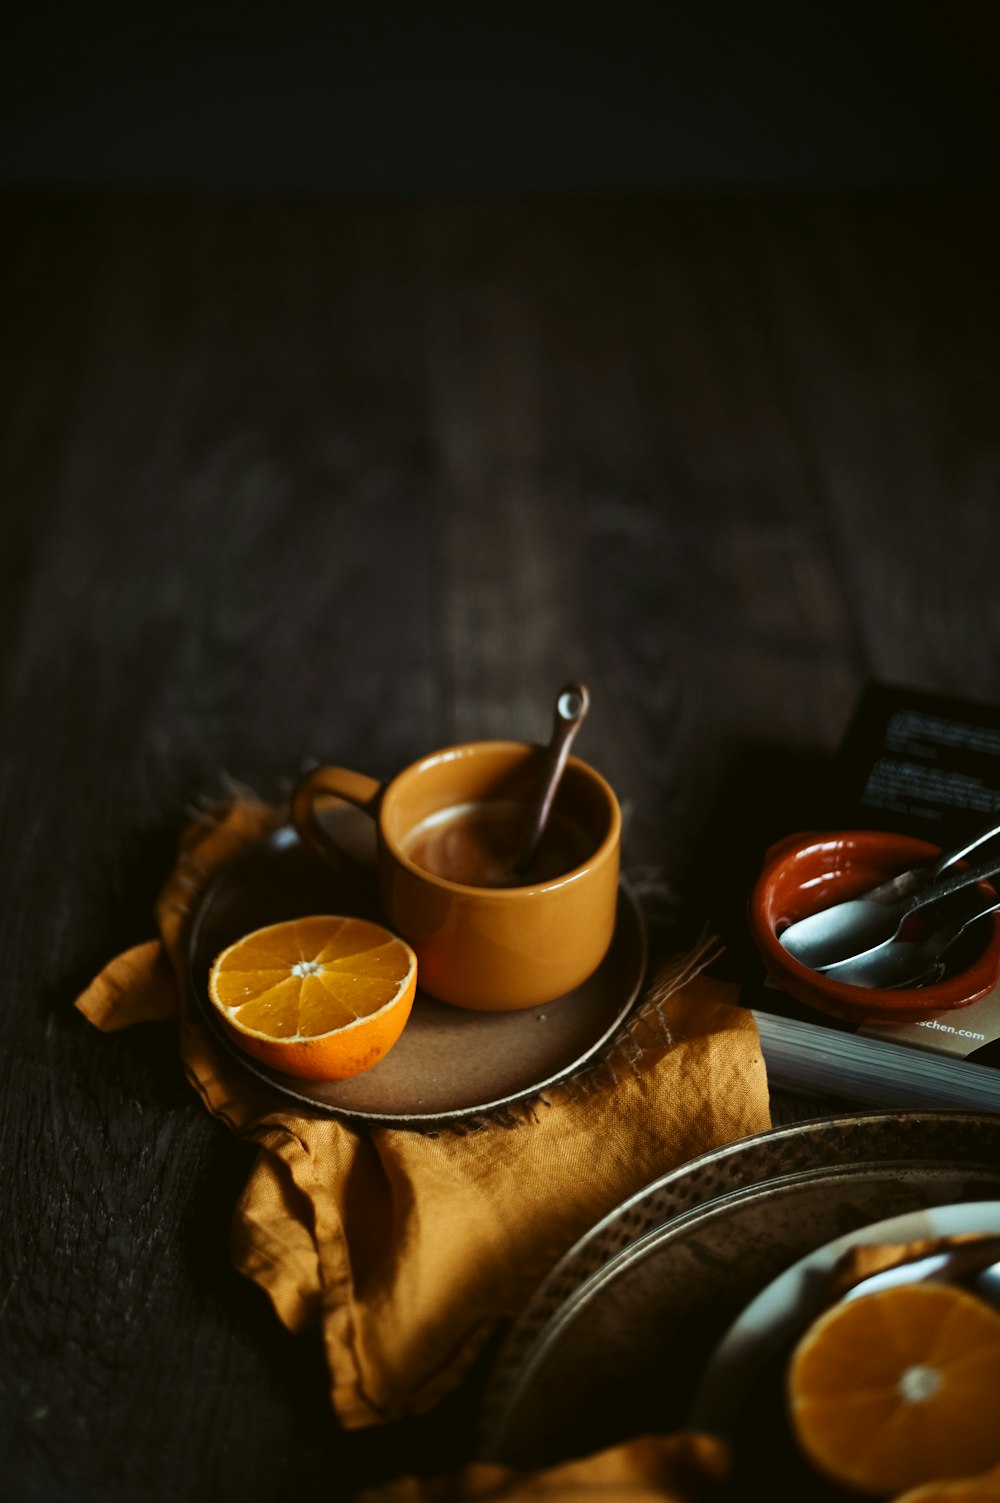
[
  {"xmin": 224, "ymin": 1120, "xmax": 508, "ymax": 1430},
  {"xmin": 350, "ymin": 1429, "xmax": 732, "ymax": 1502},
  {"xmin": 74, "ymin": 939, "xmax": 179, "ymax": 1032},
  {"xmin": 328, "ymin": 1314, "xmax": 502, "ymax": 1433},
  {"xmin": 231, "ymin": 1144, "xmax": 325, "ymax": 1334}
]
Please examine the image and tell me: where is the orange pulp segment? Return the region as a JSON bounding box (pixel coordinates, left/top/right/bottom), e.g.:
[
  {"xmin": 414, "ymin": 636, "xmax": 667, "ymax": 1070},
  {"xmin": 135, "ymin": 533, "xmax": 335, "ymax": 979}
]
[
  {"xmin": 208, "ymin": 915, "xmax": 417, "ymax": 1081},
  {"xmin": 787, "ymin": 1281, "xmax": 1000, "ymax": 1497}
]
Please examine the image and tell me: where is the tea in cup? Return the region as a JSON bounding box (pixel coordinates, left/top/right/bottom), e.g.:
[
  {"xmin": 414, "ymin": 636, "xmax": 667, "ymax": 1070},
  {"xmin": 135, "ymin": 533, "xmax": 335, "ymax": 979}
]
[
  {"xmin": 291, "ymin": 741, "xmax": 621, "ymax": 1011},
  {"xmin": 401, "ymin": 798, "xmax": 593, "ymax": 889}
]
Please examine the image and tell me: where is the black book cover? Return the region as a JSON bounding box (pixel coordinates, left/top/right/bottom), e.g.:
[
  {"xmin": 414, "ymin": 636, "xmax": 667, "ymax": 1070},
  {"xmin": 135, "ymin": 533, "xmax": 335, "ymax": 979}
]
[{"xmin": 832, "ymin": 683, "xmax": 1000, "ymax": 845}]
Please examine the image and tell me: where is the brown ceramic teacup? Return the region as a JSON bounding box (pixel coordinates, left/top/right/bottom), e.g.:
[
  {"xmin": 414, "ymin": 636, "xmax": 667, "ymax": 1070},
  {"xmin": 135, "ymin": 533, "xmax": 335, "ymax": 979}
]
[{"xmin": 291, "ymin": 741, "xmax": 621, "ymax": 1011}]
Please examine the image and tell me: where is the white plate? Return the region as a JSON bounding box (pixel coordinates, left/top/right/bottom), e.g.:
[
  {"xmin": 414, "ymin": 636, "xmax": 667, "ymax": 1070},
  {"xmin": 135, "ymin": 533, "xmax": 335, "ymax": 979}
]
[{"xmin": 689, "ymin": 1198, "xmax": 1000, "ymax": 1437}]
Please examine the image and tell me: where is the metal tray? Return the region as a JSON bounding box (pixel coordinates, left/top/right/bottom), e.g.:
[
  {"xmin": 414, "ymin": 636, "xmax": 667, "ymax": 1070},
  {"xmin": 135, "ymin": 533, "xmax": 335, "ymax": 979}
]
[{"xmin": 479, "ymin": 1109, "xmax": 1000, "ymax": 1470}]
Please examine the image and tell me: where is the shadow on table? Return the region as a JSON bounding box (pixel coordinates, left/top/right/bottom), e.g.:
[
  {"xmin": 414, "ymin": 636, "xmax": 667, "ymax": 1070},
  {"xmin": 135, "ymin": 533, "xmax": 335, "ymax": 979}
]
[{"xmin": 676, "ymin": 739, "xmax": 836, "ymax": 984}]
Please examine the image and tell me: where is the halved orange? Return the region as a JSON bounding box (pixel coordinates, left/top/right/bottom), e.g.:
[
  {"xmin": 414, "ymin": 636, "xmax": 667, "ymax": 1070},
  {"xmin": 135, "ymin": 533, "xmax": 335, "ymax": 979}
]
[
  {"xmin": 207, "ymin": 915, "xmax": 417, "ymax": 1081},
  {"xmin": 787, "ymin": 1282, "xmax": 1000, "ymax": 1497}
]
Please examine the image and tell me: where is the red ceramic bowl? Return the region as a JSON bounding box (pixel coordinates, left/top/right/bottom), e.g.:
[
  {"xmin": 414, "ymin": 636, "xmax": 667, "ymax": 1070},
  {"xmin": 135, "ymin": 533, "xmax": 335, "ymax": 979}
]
[{"xmin": 748, "ymin": 829, "xmax": 1000, "ymax": 1025}]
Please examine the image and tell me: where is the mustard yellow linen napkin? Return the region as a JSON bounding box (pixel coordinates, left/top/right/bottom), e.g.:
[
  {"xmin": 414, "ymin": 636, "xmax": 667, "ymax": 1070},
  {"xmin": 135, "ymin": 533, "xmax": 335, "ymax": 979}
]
[
  {"xmin": 352, "ymin": 1431, "xmax": 730, "ymax": 1502},
  {"xmin": 827, "ymin": 1233, "xmax": 1000, "ymax": 1300},
  {"xmin": 75, "ymin": 799, "xmax": 772, "ymax": 1429}
]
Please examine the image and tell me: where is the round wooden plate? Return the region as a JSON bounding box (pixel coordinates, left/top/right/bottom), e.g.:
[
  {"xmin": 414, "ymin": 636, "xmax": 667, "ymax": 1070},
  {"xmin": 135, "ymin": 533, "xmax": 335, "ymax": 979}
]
[{"xmin": 186, "ymin": 824, "xmax": 647, "ymax": 1128}]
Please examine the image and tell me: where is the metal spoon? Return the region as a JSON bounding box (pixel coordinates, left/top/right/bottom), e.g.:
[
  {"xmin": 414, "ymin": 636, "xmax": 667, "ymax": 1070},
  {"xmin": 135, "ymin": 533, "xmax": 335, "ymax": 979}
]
[
  {"xmin": 778, "ymin": 817, "xmax": 1000, "ymax": 970},
  {"xmin": 820, "ymin": 887, "xmax": 1000, "ymax": 989},
  {"xmin": 514, "ymin": 682, "xmax": 590, "ymax": 875}
]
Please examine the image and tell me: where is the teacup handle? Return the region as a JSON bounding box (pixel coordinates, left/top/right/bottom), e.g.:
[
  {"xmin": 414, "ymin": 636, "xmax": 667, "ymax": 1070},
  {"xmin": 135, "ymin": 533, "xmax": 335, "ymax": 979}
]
[{"xmin": 291, "ymin": 765, "xmax": 385, "ymax": 882}]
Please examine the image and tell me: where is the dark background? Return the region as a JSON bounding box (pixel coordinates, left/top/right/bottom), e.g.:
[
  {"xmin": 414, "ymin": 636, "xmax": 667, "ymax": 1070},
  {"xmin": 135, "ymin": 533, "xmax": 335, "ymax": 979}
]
[
  {"xmin": 3, "ymin": 1, "xmax": 999, "ymax": 195},
  {"xmin": 4, "ymin": 6, "xmax": 1000, "ymax": 1502}
]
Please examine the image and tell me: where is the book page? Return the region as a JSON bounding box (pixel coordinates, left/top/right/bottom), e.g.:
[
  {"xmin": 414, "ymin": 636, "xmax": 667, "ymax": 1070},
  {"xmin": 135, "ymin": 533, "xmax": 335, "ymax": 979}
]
[{"xmin": 858, "ymin": 982, "xmax": 1000, "ymax": 1058}]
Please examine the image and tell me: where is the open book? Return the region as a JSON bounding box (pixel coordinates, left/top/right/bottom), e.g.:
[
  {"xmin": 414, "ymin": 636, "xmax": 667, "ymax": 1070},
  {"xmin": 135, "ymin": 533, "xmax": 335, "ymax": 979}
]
[{"xmin": 739, "ymin": 683, "xmax": 1000, "ymax": 1111}]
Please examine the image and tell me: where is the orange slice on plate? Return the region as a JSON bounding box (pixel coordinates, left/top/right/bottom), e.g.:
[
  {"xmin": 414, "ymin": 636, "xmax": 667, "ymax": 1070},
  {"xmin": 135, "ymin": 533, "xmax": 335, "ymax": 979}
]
[
  {"xmin": 787, "ymin": 1281, "xmax": 1000, "ymax": 1496},
  {"xmin": 208, "ymin": 915, "xmax": 417, "ymax": 1081}
]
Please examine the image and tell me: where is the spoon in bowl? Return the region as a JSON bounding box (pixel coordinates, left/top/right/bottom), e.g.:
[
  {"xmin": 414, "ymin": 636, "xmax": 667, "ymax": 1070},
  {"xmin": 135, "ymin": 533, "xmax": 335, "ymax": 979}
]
[
  {"xmin": 778, "ymin": 824, "xmax": 1000, "ymax": 971},
  {"xmin": 819, "ymin": 886, "xmax": 1000, "ymax": 989},
  {"xmin": 513, "ymin": 682, "xmax": 590, "ymax": 877}
]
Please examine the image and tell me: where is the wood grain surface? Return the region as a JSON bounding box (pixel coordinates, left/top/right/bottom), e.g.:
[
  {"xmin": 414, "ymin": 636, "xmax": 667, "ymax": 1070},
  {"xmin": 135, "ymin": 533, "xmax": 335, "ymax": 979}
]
[{"xmin": 1, "ymin": 192, "xmax": 999, "ymax": 1501}]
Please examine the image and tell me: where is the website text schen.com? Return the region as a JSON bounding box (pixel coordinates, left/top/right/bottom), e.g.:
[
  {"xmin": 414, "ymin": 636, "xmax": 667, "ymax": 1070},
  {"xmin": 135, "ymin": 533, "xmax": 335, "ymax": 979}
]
[{"xmin": 914, "ymin": 1019, "xmax": 986, "ymax": 1042}]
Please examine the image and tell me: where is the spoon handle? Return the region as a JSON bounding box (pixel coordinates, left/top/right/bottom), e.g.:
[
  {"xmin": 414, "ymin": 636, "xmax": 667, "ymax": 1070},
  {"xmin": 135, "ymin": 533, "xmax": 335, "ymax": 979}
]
[
  {"xmin": 932, "ymin": 815, "xmax": 1000, "ymax": 878},
  {"xmin": 907, "ymin": 849, "xmax": 1000, "ymax": 914},
  {"xmin": 860, "ymin": 814, "xmax": 1000, "ymax": 908},
  {"xmin": 932, "ymin": 889, "xmax": 1000, "ymax": 953},
  {"xmin": 514, "ymin": 682, "xmax": 590, "ymax": 875}
]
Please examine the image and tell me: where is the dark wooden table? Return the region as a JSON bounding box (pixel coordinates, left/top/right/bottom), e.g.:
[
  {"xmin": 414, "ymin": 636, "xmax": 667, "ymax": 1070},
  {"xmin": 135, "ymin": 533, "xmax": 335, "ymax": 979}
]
[{"xmin": 2, "ymin": 191, "xmax": 999, "ymax": 1501}]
